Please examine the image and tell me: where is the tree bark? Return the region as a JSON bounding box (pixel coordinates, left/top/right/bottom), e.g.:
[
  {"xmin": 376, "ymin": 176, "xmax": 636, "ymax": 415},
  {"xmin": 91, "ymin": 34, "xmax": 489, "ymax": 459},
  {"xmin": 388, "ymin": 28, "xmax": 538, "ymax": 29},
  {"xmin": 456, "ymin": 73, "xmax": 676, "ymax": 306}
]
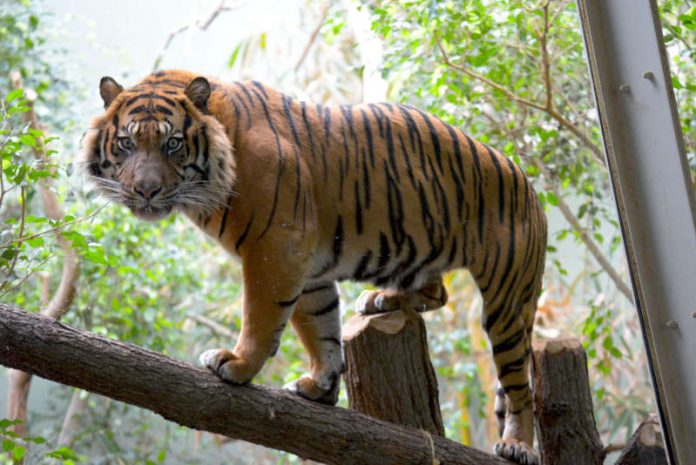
[
  {"xmin": 343, "ymin": 309, "xmax": 445, "ymax": 436},
  {"xmin": 532, "ymin": 337, "xmax": 605, "ymax": 465},
  {"xmin": 0, "ymin": 304, "xmax": 512, "ymax": 465},
  {"xmin": 615, "ymin": 415, "xmax": 667, "ymax": 465}
]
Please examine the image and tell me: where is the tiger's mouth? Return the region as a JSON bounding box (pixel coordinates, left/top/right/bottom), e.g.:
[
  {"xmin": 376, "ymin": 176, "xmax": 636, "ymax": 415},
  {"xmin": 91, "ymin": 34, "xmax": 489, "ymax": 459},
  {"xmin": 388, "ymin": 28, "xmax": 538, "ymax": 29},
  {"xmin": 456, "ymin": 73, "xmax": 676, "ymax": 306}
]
[{"xmin": 130, "ymin": 204, "xmax": 173, "ymax": 221}]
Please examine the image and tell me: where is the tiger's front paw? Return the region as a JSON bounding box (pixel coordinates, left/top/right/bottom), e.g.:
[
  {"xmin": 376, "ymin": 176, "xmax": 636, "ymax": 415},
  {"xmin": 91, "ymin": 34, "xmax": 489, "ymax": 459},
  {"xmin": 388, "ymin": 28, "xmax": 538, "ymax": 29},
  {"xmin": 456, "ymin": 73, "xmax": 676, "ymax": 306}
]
[
  {"xmin": 199, "ymin": 348, "xmax": 258, "ymax": 385},
  {"xmin": 494, "ymin": 439, "xmax": 538, "ymax": 465},
  {"xmin": 284, "ymin": 374, "xmax": 340, "ymax": 405}
]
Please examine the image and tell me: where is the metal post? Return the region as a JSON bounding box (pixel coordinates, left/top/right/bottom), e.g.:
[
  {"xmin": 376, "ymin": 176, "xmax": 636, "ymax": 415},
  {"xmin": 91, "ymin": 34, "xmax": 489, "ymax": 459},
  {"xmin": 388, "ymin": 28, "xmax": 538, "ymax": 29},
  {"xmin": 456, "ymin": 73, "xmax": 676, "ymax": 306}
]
[{"xmin": 577, "ymin": 1, "xmax": 696, "ymax": 464}]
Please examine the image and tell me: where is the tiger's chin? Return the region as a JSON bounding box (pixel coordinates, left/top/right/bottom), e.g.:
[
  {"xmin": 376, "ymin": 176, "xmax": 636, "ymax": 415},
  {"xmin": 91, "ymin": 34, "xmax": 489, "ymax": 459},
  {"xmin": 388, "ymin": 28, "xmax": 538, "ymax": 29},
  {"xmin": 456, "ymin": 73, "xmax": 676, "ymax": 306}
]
[{"xmin": 130, "ymin": 205, "xmax": 173, "ymax": 222}]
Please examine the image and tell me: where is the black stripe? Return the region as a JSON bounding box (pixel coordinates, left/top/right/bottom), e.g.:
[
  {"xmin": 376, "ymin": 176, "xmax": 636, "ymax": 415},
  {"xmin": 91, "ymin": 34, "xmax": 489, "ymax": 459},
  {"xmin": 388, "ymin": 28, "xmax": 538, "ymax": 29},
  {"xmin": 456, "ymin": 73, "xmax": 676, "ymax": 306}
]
[
  {"xmin": 282, "ymin": 95, "xmax": 302, "ymax": 147},
  {"xmin": 235, "ymin": 215, "xmax": 254, "ymax": 251},
  {"xmin": 368, "ymin": 103, "xmax": 385, "ymax": 138},
  {"xmin": 234, "ymin": 82, "xmax": 256, "ymax": 108},
  {"xmin": 251, "ymin": 81, "xmax": 268, "ymax": 99},
  {"xmin": 301, "ymin": 101, "xmax": 316, "ymax": 161},
  {"xmin": 377, "ymin": 232, "xmax": 391, "ymax": 271},
  {"xmin": 313, "ymin": 298, "xmax": 339, "ymax": 316},
  {"xmin": 354, "ymin": 181, "xmax": 364, "ymax": 235},
  {"xmin": 320, "ymin": 337, "xmax": 341, "ymax": 346},
  {"xmin": 360, "ymin": 109, "xmax": 376, "ymax": 167},
  {"xmin": 128, "ymin": 105, "xmax": 148, "ymax": 115},
  {"xmin": 125, "ymin": 93, "xmax": 177, "ymax": 107},
  {"xmin": 353, "ymin": 251, "xmax": 373, "ymax": 280},
  {"xmin": 397, "ymin": 105, "xmax": 428, "ymax": 178},
  {"xmin": 486, "ymin": 145, "xmax": 506, "ymax": 223},
  {"xmin": 492, "ymin": 329, "xmax": 525, "ymax": 355},
  {"xmin": 499, "ymin": 358, "xmax": 526, "ymax": 380},
  {"xmin": 384, "ymin": 160, "xmax": 406, "ymax": 254},
  {"xmin": 276, "ymin": 293, "xmax": 301, "ymax": 307},
  {"xmin": 384, "ymin": 118, "xmax": 400, "ymax": 182},
  {"xmin": 183, "ymin": 163, "xmax": 205, "ymax": 176},
  {"xmin": 218, "ymin": 193, "xmax": 235, "ymax": 238},
  {"xmin": 413, "ymin": 107, "xmax": 443, "ymax": 172},
  {"xmin": 155, "ymin": 105, "xmax": 173, "ymax": 115},
  {"xmin": 397, "ymin": 133, "xmax": 417, "ymax": 188},
  {"xmin": 466, "ymin": 136, "xmax": 485, "ymax": 242}
]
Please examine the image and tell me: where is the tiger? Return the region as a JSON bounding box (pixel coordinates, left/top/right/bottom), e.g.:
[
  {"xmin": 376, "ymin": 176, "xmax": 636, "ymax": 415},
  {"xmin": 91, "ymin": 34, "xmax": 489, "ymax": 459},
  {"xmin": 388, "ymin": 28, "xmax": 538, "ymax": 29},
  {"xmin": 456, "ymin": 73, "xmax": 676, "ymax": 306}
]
[{"xmin": 81, "ymin": 69, "xmax": 547, "ymax": 465}]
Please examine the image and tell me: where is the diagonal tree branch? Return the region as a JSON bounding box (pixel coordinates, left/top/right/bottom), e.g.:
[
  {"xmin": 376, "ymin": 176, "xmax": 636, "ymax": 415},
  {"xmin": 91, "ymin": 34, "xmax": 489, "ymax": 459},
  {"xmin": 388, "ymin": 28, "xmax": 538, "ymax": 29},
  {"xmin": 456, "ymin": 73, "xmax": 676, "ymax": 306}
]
[{"xmin": 0, "ymin": 303, "xmax": 512, "ymax": 465}]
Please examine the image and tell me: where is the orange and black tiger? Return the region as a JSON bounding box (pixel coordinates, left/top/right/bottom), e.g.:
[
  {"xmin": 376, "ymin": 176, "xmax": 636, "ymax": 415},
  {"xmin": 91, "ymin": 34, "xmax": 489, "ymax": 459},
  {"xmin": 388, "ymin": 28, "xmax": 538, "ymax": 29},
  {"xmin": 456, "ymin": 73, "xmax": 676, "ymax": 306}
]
[{"xmin": 82, "ymin": 70, "xmax": 547, "ymax": 464}]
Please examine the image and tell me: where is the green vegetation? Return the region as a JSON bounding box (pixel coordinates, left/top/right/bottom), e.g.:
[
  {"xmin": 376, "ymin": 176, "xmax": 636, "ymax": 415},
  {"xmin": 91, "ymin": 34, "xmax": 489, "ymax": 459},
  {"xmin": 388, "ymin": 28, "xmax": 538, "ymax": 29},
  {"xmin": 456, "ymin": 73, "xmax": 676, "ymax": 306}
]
[{"xmin": 1, "ymin": 0, "xmax": 693, "ymax": 463}]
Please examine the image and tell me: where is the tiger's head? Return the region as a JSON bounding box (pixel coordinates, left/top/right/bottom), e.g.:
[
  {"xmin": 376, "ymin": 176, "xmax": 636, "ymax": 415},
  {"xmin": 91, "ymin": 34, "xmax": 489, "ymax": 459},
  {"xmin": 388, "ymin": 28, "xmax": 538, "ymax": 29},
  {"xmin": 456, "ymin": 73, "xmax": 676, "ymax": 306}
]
[{"xmin": 81, "ymin": 74, "xmax": 235, "ymax": 221}]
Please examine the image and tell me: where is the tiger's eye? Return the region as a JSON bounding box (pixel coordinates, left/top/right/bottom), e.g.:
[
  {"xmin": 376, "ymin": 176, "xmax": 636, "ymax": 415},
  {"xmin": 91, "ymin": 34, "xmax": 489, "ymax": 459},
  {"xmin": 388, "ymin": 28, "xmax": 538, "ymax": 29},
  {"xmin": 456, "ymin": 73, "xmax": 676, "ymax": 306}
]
[
  {"xmin": 166, "ymin": 137, "xmax": 183, "ymax": 151},
  {"xmin": 117, "ymin": 137, "xmax": 134, "ymax": 152}
]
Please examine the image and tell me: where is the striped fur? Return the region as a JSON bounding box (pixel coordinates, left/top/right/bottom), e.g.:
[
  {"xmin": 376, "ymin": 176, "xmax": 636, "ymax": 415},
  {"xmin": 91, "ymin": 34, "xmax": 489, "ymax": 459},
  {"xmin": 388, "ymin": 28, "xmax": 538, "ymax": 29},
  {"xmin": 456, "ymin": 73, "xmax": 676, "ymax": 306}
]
[{"xmin": 82, "ymin": 70, "xmax": 546, "ymax": 465}]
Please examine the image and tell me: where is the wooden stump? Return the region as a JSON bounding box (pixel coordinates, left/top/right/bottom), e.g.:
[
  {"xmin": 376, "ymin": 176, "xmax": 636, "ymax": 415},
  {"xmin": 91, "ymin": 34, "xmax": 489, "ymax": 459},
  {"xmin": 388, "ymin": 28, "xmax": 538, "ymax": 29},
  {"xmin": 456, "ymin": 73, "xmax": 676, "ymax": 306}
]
[
  {"xmin": 532, "ymin": 337, "xmax": 605, "ymax": 465},
  {"xmin": 616, "ymin": 415, "xmax": 667, "ymax": 465},
  {"xmin": 342, "ymin": 309, "xmax": 445, "ymax": 436}
]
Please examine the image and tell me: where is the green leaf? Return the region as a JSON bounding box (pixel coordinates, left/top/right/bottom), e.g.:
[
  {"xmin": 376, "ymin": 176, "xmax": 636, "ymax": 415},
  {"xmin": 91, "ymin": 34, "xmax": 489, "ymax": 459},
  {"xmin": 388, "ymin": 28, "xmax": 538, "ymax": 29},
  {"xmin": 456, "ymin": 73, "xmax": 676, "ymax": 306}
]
[
  {"xmin": 546, "ymin": 192, "xmax": 559, "ymax": 206},
  {"xmin": 2, "ymin": 439, "xmax": 14, "ymax": 452},
  {"xmin": 19, "ymin": 134, "xmax": 36, "ymax": 147},
  {"xmin": 12, "ymin": 445, "xmax": 26, "ymax": 460},
  {"xmin": 26, "ymin": 236, "xmax": 45, "ymax": 247},
  {"xmin": 228, "ymin": 42, "xmax": 244, "ymax": 68},
  {"xmin": 6, "ymin": 88, "xmax": 23, "ymax": 103}
]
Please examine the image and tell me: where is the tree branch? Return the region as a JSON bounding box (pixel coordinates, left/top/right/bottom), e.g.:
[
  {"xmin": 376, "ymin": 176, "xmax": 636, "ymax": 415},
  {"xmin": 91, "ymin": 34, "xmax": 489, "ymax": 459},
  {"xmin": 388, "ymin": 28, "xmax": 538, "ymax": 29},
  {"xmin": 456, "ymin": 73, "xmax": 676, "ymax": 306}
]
[
  {"xmin": 0, "ymin": 304, "xmax": 513, "ymax": 465},
  {"xmin": 529, "ymin": 157, "xmax": 633, "ymax": 301},
  {"xmin": 479, "ymin": 109, "xmax": 633, "ymax": 301},
  {"xmin": 433, "ymin": 33, "xmax": 606, "ymax": 166},
  {"xmin": 151, "ymin": 0, "xmax": 249, "ymax": 72}
]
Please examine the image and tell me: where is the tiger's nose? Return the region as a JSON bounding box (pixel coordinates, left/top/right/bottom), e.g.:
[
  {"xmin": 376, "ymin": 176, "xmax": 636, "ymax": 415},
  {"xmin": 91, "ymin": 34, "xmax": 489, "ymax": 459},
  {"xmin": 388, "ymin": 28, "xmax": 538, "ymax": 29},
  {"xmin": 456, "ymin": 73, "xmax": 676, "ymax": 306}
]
[{"xmin": 134, "ymin": 181, "xmax": 162, "ymax": 200}]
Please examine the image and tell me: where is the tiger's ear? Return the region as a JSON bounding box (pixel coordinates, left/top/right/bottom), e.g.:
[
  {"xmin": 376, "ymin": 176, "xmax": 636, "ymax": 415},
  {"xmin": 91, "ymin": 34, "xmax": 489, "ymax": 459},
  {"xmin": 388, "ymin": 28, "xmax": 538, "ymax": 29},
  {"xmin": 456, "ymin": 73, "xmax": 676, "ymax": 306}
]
[
  {"xmin": 99, "ymin": 76, "xmax": 123, "ymax": 109},
  {"xmin": 185, "ymin": 77, "xmax": 211, "ymax": 112}
]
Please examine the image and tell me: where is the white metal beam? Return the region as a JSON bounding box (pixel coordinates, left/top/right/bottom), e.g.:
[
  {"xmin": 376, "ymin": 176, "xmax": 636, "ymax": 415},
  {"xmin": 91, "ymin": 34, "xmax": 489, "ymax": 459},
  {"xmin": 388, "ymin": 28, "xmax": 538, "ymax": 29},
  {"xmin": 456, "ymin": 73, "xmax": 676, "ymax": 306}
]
[{"xmin": 577, "ymin": 1, "xmax": 696, "ymax": 464}]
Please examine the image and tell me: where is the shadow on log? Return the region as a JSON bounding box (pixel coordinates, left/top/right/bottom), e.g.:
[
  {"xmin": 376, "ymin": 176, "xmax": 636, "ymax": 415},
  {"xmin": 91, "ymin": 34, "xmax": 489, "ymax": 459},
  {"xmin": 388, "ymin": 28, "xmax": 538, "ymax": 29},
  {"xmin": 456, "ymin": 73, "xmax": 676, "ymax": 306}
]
[{"xmin": 0, "ymin": 303, "xmax": 512, "ymax": 465}]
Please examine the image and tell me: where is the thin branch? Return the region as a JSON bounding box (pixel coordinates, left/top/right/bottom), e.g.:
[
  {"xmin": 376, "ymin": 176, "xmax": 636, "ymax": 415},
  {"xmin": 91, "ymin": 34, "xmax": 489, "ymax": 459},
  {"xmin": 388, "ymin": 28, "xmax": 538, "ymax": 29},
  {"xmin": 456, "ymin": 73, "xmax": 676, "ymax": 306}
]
[
  {"xmin": 538, "ymin": 0, "xmax": 553, "ymax": 111},
  {"xmin": 531, "ymin": 157, "xmax": 633, "ymax": 301},
  {"xmin": 151, "ymin": 0, "xmax": 250, "ymax": 72},
  {"xmin": 188, "ymin": 314, "xmax": 236, "ymax": 339},
  {"xmin": 433, "ymin": 33, "xmax": 607, "ymax": 166},
  {"xmin": 294, "ymin": 3, "xmax": 330, "ymax": 73}
]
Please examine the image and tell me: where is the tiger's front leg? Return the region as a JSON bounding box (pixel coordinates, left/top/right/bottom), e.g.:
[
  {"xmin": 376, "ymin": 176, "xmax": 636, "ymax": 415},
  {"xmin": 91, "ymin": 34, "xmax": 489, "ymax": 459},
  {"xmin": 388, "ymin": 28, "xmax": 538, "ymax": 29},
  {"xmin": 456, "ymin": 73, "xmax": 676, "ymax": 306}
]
[
  {"xmin": 200, "ymin": 235, "xmax": 310, "ymax": 384},
  {"xmin": 284, "ymin": 282, "xmax": 343, "ymax": 405}
]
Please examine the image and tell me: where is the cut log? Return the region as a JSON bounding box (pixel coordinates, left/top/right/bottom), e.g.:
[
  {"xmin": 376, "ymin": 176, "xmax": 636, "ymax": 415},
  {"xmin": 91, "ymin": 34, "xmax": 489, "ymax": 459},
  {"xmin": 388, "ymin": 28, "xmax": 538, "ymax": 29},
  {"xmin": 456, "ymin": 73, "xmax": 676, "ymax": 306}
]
[
  {"xmin": 343, "ymin": 309, "xmax": 445, "ymax": 436},
  {"xmin": 615, "ymin": 415, "xmax": 667, "ymax": 465},
  {"xmin": 532, "ymin": 337, "xmax": 605, "ymax": 465}
]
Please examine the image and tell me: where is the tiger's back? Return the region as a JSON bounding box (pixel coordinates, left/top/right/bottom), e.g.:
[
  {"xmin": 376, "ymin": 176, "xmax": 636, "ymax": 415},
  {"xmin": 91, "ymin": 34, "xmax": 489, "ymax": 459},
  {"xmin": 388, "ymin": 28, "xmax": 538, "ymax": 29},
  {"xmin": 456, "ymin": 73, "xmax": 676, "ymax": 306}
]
[{"xmin": 83, "ymin": 70, "xmax": 546, "ymax": 465}]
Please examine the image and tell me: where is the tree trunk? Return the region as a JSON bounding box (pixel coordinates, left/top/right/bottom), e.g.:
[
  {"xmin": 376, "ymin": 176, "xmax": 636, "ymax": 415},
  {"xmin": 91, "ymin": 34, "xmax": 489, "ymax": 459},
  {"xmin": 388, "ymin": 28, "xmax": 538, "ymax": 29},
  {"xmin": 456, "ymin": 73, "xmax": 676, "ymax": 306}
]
[
  {"xmin": 532, "ymin": 337, "xmax": 605, "ymax": 465},
  {"xmin": 343, "ymin": 309, "xmax": 445, "ymax": 436},
  {"xmin": 615, "ymin": 415, "xmax": 667, "ymax": 465},
  {"xmin": 0, "ymin": 303, "xmax": 512, "ymax": 465}
]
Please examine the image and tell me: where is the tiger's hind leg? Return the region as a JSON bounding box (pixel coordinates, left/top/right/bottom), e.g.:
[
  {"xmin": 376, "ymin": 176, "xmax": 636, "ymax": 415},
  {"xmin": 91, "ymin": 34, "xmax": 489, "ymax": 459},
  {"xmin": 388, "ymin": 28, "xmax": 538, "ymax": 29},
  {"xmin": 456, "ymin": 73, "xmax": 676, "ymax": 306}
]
[
  {"xmin": 483, "ymin": 291, "xmax": 539, "ymax": 465},
  {"xmin": 284, "ymin": 282, "xmax": 343, "ymax": 405},
  {"xmin": 356, "ymin": 275, "xmax": 448, "ymax": 315}
]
